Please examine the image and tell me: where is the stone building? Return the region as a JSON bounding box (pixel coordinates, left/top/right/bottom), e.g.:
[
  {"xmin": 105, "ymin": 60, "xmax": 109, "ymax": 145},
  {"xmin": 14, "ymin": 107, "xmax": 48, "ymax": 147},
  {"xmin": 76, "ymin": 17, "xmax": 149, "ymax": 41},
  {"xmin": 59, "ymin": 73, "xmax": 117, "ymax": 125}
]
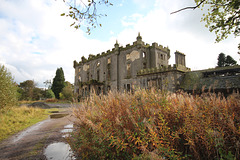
[{"xmin": 73, "ymin": 33, "xmax": 190, "ymax": 98}]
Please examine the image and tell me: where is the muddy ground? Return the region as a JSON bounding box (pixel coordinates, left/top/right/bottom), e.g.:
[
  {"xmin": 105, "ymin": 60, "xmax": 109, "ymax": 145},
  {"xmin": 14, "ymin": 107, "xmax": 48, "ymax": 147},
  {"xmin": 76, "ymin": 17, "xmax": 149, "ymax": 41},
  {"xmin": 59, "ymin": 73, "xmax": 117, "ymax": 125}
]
[{"xmin": 0, "ymin": 104, "xmax": 76, "ymax": 160}]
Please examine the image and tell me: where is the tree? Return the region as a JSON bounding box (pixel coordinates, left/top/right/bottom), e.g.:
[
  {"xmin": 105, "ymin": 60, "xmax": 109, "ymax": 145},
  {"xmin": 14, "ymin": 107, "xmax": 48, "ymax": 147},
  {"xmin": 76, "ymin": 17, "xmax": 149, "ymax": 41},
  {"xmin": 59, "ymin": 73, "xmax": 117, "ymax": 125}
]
[
  {"xmin": 51, "ymin": 67, "xmax": 65, "ymax": 99},
  {"xmin": 0, "ymin": 65, "xmax": 18, "ymax": 108},
  {"xmin": 59, "ymin": 81, "xmax": 73, "ymax": 101},
  {"xmin": 45, "ymin": 89, "xmax": 55, "ymax": 99},
  {"xmin": 19, "ymin": 80, "xmax": 36, "ymax": 101},
  {"xmin": 217, "ymin": 53, "xmax": 226, "ymax": 67},
  {"xmin": 172, "ymin": 0, "xmax": 240, "ymax": 53},
  {"xmin": 225, "ymin": 55, "xmax": 237, "ymax": 66},
  {"xmin": 61, "ymin": 0, "xmax": 112, "ymax": 34},
  {"xmin": 217, "ymin": 53, "xmax": 237, "ymax": 67}
]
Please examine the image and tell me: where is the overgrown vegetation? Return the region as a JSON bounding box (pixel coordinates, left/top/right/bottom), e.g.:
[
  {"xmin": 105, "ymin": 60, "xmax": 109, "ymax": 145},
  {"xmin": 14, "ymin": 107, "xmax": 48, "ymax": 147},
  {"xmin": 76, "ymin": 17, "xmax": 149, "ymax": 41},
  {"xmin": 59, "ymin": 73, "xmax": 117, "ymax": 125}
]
[
  {"xmin": 0, "ymin": 106, "xmax": 52, "ymax": 141},
  {"xmin": 0, "ymin": 65, "xmax": 18, "ymax": 109},
  {"xmin": 69, "ymin": 89, "xmax": 240, "ymax": 159}
]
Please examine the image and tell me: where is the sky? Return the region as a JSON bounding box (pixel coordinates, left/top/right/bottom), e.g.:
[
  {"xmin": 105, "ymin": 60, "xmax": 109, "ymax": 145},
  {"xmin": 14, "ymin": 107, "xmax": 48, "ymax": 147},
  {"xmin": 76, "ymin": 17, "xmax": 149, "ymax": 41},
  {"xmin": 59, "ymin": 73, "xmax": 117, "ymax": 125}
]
[{"xmin": 0, "ymin": 0, "xmax": 239, "ymax": 88}]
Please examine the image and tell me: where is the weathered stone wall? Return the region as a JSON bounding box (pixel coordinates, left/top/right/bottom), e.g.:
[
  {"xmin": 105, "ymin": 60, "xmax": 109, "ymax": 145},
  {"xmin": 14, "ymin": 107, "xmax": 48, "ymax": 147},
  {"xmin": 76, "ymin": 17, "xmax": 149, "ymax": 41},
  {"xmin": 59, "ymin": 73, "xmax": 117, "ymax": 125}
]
[
  {"xmin": 73, "ymin": 34, "xmax": 186, "ymax": 97},
  {"xmin": 180, "ymin": 65, "xmax": 240, "ymax": 93}
]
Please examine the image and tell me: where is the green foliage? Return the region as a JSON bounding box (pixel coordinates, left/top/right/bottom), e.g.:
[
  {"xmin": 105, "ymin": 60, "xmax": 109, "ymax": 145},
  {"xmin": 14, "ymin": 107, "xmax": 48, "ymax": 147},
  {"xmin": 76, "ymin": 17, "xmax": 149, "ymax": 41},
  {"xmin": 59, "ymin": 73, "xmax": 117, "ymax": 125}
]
[
  {"xmin": 19, "ymin": 80, "xmax": 36, "ymax": 101},
  {"xmin": 225, "ymin": 55, "xmax": 237, "ymax": 66},
  {"xmin": 0, "ymin": 65, "xmax": 17, "ymax": 109},
  {"xmin": 68, "ymin": 89, "xmax": 240, "ymax": 159},
  {"xmin": 51, "ymin": 67, "xmax": 65, "ymax": 99},
  {"xmin": 195, "ymin": 0, "xmax": 240, "ymax": 42},
  {"xmin": 217, "ymin": 53, "xmax": 226, "ymax": 67},
  {"xmin": 45, "ymin": 89, "xmax": 55, "ymax": 99},
  {"xmin": 61, "ymin": 0, "xmax": 113, "ymax": 34},
  {"xmin": 217, "ymin": 53, "xmax": 237, "ymax": 67},
  {"xmin": 59, "ymin": 81, "xmax": 73, "ymax": 101}
]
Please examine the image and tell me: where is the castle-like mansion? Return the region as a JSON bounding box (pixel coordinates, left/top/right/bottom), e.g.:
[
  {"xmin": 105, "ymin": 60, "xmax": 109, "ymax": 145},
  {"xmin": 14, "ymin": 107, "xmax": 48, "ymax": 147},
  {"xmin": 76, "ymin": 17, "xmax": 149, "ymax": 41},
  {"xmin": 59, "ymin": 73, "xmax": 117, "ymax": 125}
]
[{"xmin": 73, "ymin": 34, "xmax": 240, "ymax": 97}]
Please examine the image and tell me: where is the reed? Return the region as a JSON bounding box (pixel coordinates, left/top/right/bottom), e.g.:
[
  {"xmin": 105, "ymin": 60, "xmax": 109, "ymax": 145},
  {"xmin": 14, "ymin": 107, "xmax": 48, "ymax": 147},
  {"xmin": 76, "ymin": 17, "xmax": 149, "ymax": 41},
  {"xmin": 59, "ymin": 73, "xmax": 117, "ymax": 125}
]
[{"xmin": 69, "ymin": 89, "xmax": 240, "ymax": 159}]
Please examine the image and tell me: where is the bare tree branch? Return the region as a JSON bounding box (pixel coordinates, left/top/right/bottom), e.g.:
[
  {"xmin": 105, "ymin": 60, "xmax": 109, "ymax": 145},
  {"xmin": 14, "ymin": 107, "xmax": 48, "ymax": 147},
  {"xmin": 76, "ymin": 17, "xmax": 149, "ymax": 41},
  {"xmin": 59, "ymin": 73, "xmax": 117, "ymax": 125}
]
[{"xmin": 170, "ymin": 0, "xmax": 206, "ymax": 14}]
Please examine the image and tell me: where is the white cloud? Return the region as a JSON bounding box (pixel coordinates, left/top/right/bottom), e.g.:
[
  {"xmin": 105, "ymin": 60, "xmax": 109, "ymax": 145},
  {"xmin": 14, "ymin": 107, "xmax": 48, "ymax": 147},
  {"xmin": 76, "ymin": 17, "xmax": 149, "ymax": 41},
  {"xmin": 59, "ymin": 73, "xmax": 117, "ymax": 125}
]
[
  {"xmin": 0, "ymin": 0, "xmax": 114, "ymax": 87},
  {"xmin": 0, "ymin": 0, "xmax": 239, "ymax": 88},
  {"xmin": 115, "ymin": 0, "xmax": 239, "ymax": 70}
]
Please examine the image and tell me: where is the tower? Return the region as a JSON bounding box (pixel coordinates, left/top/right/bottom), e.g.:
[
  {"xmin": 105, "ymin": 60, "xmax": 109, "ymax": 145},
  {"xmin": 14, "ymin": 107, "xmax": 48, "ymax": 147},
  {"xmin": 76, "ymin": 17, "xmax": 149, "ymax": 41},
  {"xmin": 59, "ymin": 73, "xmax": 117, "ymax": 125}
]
[{"xmin": 175, "ymin": 51, "xmax": 186, "ymax": 66}]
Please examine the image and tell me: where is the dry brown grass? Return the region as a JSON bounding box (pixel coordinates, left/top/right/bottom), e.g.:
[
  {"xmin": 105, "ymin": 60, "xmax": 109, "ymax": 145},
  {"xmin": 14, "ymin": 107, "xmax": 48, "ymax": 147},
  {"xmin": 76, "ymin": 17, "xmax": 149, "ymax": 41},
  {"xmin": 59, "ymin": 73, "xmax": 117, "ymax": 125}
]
[{"xmin": 68, "ymin": 89, "xmax": 240, "ymax": 159}]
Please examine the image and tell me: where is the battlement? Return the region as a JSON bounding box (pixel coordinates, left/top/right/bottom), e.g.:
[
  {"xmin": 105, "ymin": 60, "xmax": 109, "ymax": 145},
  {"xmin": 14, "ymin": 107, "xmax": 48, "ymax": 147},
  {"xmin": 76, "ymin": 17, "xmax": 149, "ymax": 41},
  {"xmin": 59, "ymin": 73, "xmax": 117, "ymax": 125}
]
[
  {"xmin": 73, "ymin": 33, "xmax": 170, "ymax": 67},
  {"xmin": 137, "ymin": 64, "xmax": 190, "ymax": 76}
]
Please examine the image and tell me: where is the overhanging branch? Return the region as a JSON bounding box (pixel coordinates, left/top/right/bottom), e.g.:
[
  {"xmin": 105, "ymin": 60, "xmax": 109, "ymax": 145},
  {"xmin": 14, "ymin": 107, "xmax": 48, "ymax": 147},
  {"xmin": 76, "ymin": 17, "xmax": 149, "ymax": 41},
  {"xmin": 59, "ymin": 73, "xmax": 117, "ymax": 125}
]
[{"xmin": 170, "ymin": 0, "xmax": 206, "ymax": 14}]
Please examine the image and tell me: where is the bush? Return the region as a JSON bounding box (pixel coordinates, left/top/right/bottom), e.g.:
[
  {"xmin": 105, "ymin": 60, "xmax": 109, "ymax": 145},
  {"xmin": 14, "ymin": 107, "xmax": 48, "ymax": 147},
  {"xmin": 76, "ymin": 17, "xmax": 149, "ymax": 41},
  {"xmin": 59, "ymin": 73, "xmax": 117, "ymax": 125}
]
[
  {"xmin": 68, "ymin": 89, "xmax": 240, "ymax": 159},
  {"xmin": 46, "ymin": 89, "xmax": 55, "ymax": 99},
  {"xmin": 60, "ymin": 82, "xmax": 73, "ymax": 101},
  {"xmin": 0, "ymin": 65, "xmax": 17, "ymax": 109}
]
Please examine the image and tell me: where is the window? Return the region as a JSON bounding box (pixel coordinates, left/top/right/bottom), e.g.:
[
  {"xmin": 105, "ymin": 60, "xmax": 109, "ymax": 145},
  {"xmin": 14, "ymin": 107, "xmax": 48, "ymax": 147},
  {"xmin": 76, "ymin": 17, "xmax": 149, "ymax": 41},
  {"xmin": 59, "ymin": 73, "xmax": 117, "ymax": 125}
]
[
  {"xmin": 97, "ymin": 70, "xmax": 100, "ymax": 81},
  {"xmin": 143, "ymin": 62, "xmax": 147, "ymax": 69},
  {"xmin": 97, "ymin": 61, "xmax": 100, "ymax": 67},
  {"xmin": 78, "ymin": 68, "xmax": 81, "ymax": 72},
  {"xmin": 127, "ymin": 84, "xmax": 131, "ymax": 92},
  {"xmin": 107, "ymin": 86, "xmax": 111, "ymax": 91},
  {"xmin": 108, "ymin": 58, "xmax": 111, "ymax": 64},
  {"xmin": 107, "ymin": 58, "xmax": 111, "ymax": 81},
  {"xmin": 78, "ymin": 76, "xmax": 81, "ymax": 81},
  {"xmin": 143, "ymin": 52, "xmax": 146, "ymax": 58},
  {"xmin": 127, "ymin": 63, "xmax": 131, "ymax": 78},
  {"xmin": 87, "ymin": 72, "xmax": 89, "ymax": 81},
  {"xmin": 126, "ymin": 53, "xmax": 130, "ymax": 60}
]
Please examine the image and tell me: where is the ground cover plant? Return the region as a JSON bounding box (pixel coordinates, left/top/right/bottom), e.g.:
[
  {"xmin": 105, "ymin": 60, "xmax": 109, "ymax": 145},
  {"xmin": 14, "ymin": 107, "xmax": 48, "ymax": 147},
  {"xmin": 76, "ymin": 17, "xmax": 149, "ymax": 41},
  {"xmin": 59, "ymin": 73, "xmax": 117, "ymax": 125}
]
[
  {"xmin": 69, "ymin": 89, "xmax": 240, "ymax": 159},
  {"xmin": 0, "ymin": 106, "xmax": 56, "ymax": 141}
]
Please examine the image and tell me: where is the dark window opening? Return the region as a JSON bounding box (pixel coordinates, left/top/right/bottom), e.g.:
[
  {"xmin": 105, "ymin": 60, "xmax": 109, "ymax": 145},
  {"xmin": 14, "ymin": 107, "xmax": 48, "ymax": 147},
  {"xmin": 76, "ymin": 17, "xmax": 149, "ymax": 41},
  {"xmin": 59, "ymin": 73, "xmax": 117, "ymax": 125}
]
[
  {"xmin": 127, "ymin": 84, "xmax": 131, "ymax": 92},
  {"xmin": 97, "ymin": 70, "xmax": 100, "ymax": 81},
  {"xmin": 143, "ymin": 62, "xmax": 147, "ymax": 69}
]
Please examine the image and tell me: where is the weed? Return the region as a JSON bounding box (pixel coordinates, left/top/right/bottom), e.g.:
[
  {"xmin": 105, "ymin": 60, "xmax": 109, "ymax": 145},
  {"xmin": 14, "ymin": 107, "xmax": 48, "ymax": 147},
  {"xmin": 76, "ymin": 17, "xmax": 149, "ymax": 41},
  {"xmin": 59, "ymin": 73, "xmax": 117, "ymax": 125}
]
[{"xmin": 69, "ymin": 89, "xmax": 240, "ymax": 159}]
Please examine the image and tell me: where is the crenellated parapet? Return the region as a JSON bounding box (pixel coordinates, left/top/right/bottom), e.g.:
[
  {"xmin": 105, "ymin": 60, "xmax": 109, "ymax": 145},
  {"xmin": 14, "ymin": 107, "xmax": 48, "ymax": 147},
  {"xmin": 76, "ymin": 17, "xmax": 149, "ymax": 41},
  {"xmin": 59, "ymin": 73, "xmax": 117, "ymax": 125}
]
[
  {"xmin": 137, "ymin": 64, "xmax": 190, "ymax": 76},
  {"xmin": 73, "ymin": 33, "xmax": 170, "ymax": 67}
]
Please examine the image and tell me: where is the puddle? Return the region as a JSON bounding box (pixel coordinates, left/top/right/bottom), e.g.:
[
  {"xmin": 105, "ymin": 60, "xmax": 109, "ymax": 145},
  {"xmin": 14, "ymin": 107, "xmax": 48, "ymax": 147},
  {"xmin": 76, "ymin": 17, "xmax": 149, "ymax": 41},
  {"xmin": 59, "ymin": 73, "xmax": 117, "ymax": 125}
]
[
  {"xmin": 50, "ymin": 113, "xmax": 69, "ymax": 119},
  {"xmin": 49, "ymin": 111, "xmax": 59, "ymax": 113},
  {"xmin": 61, "ymin": 124, "xmax": 74, "ymax": 138},
  {"xmin": 64, "ymin": 124, "xmax": 73, "ymax": 128},
  {"xmin": 61, "ymin": 129, "xmax": 73, "ymax": 133},
  {"xmin": 44, "ymin": 142, "xmax": 75, "ymax": 160}
]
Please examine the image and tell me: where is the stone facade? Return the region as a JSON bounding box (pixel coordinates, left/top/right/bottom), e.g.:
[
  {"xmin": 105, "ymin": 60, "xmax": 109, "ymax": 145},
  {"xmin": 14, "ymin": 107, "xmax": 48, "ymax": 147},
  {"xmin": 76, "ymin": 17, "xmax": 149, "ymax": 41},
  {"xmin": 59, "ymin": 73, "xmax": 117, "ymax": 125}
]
[{"xmin": 73, "ymin": 33, "xmax": 190, "ymax": 98}]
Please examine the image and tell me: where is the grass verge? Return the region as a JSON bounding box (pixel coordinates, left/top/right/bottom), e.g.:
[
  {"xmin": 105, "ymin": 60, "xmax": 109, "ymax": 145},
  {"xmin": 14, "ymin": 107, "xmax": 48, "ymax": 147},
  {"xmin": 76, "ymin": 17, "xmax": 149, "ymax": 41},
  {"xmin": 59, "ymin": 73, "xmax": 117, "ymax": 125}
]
[{"xmin": 0, "ymin": 106, "xmax": 58, "ymax": 141}]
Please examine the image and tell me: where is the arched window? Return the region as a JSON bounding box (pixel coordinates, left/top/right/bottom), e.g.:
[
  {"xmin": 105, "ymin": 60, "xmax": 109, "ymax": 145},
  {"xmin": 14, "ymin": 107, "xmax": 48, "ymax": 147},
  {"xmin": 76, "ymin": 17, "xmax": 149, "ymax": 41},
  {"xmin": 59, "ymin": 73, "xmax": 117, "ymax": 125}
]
[{"xmin": 143, "ymin": 52, "xmax": 146, "ymax": 58}]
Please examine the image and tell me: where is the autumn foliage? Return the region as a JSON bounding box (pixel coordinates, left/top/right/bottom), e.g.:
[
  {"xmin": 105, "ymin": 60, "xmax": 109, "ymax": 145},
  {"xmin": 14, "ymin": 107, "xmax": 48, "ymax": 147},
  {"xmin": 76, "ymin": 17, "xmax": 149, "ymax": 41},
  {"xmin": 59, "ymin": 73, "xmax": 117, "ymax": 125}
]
[{"xmin": 69, "ymin": 89, "xmax": 240, "ymax": 159}]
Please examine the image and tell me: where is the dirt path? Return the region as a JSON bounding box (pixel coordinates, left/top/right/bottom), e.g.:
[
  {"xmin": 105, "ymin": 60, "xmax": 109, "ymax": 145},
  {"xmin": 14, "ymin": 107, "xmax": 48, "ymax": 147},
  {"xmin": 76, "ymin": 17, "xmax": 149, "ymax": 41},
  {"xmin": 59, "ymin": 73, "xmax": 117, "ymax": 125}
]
[{"xmin": 0, "ymin": 110, "xmax": 75, "ymax": 160}]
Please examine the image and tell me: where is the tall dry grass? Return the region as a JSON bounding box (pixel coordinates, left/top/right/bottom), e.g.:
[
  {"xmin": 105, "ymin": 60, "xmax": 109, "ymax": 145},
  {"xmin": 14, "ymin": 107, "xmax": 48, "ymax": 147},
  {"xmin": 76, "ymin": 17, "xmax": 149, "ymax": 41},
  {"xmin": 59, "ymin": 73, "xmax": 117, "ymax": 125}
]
[{"xmin": 68, "ymin": 89, "xmax": 240, "ymax": 159}]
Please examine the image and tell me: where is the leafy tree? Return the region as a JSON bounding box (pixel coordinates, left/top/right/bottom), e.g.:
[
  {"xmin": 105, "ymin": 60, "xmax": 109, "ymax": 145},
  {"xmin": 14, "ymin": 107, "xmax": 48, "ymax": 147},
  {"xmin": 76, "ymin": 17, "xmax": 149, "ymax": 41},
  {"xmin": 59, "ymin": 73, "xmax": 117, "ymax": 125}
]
[
  {"xmin": 32, "ymin": 88, "xmax": 44, "ymax": 100},
  {"xmin": 19, "ymin": 80, "xmax": 36, "ymax": 101},
  {"xmin": 61, "ymin": 0, "xmax": 112, "ymax": 34},
  {"xmin": 225, "ymin": 55, "xmax": 237, "ymax": 66},
  {"xmin": 0, "ymin": 65, "xmax": 18, "ymax": 108},
  {"xmin": 51, "ymin": 67, "xmax": 65, "ymax": 99},
  {"xmin": 194, "ymin": 0, "xmax": 240, "ymax": 42},
  {"xmin": 217, "ymin": 53, "xmax": 237, "ymax": 67},
  {"xmin": 45, "ymin": 89, "xmax": 55, "ymax": 99},
  {"xmin": 217, "ymin": 53, "xmax": 226, "ymax": 67},
  {"xmin": 60, "ymin": 81, "xmax": 73, "ymax": 101}
]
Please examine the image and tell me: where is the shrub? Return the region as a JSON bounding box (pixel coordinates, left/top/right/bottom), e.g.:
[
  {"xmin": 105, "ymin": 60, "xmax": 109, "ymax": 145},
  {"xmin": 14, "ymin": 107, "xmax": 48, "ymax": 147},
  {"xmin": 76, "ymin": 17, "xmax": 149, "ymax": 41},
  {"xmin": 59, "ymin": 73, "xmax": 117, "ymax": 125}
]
[
  {"xmin": 0, "ymin": 65, "xmax": 17, "ymax": 109},
  {"xmin": 46, "ymin": 89, "xmax": 55, "ymax": 99},
  {"xmin": 68, "ymin": 89, "xmax": 240, "ymax": 159}
]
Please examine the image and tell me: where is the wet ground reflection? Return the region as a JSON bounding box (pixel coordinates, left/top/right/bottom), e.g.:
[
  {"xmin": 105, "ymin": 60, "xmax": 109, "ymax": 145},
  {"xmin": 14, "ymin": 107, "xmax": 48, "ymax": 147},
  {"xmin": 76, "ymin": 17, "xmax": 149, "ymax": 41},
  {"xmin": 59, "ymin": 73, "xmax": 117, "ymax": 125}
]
[{"xmin": 44, "ymin": 142, "xmax": 74, "ymax": 160}]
